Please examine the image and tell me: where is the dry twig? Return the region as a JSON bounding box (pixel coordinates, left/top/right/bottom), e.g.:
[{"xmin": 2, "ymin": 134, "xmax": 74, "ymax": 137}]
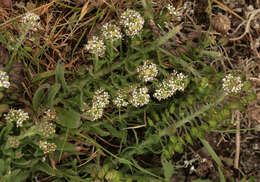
[
  {"xmin": 233, "ymin": 110, "xmax": 241, "ymax": 169},
  {"xmin": 230, "ymin": 9, "xmax": 260, "ymax": 41}
]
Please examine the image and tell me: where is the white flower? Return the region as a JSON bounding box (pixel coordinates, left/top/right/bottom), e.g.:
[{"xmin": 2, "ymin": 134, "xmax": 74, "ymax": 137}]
[
  {"xmin": 43, "ymin": 109, "xmax": 57, "ymax": 121},
  {"xmin": 166, "ymin": 4, "xmax": 183, "ymax": 20},
  {"xmin": 86, "ymin": 106, "xmax": 104, "ymax": 121},
  {"xmin": 154, "ymin": 71, "xmax": 187, "ymax": 101},
  {"xmin": 39, "ymin": 141, "xmax": 56, "ymax": 154},
  {"xmin": 0, "ymin": 71, "xmax": 10, "ymax": 88},
  {"xmin": 137, "ymin": 60, "xmax": 158, "ymax": 82},
  {"xmin": 113, "ymin": 89, "xmax": 129, "ymax": 108},
  {"xmin": 81, "ymin": 88, "xmax": 109, "ymax": 121},
  {"xmin": 82, "ymin": 102, "xmax": 104, "ymax": 121},
  {"xmin": 130, "ymin": 87, "xmax": 150, "ymax": 107},
  {"xmin": 102, "ymin": 23, "xmax": 122, "ymax": 42},
  {"xmin": 4, "ymin": 109, "xmax": 29, "ymax": 127},
  {"xmin": 167, "ymin": 4, "xmax": 177, "ymax": 16},
  {"xmin": 92, "ymin": 88, "xmax": 110, "ymax": 109},
  {"xmin": 22, "ymin": 12, "xmax": 40, "ymax": 31},
  {"xmin": 84, "ymin": 36, "xmax": 106, "ymax": 57},
  {"xmin": 8, "ymin": 136, "xmax": 20, "ymax": 148},
  {"xmin": 120, "ymin": 9, "xmax": 144, "ymax": 37},
  {"xmin": 222, "ymin": 74, "xmax": 243, "ymax": 94},
  {"xmin": 39, "ymin": 121, "xmax": 56, "ymax": 138}
]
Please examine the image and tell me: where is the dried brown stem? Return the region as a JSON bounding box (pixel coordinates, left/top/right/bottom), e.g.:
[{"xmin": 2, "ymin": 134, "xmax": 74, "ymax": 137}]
[{"xmin": 234, "ymin": 110, "xmax": 241, "ymax": 169}]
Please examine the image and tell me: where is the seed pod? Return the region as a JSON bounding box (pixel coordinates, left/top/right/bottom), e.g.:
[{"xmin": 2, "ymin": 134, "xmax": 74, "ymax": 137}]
[
  {"xmin": 174, "ymin": 142, "xmax": 183, "ymax": 153},
  {"xmin": 228, "ymin": 101, "xmax": 243, "ymax": 110},
  {"xmin": 169, "ymin": 103, "xmax": 175, "ymax": 114},
  {"xmin": 170, "ymin": 136, "xmax": 178, "ymax": 144},
  {"xmin": 177, "ymin": 136, "xmax": 185, "ymax": 144},
  {"xmin": 190, "ymin": 127, "xmax": 199, "ymax": 138},
  {"xmin": 212, "ymin": 14, "xmax": 231, "ymax": 34},
  {"xmin": 98, "ymin": 164, "xmax": 110, "ymax": 179},
  {"xmin": 242, "ymin": 81, "xmax": 253, "ymax": 92},
  {"xmin": 220, "ymin": 108, "xmax": 231, "ymax": 119},
  {"xmin": 151, "ymin": 111, "xmax": 160, "ymax": 122},
  {"xmin": 105, "ymin": 170, "xmax": 121, "ymax": 181},
  {"xmin": 163, "ymin": 148, "xmax": 171, "ymax": 159},
  {"xmin": 186, "ymin": 95, "xmax": 195, "ymax": 105},
  {"xmin": 165, "ymin": 108, "xmax": 171, "ymax": 119},
  {"xmin": 201, "ymin": 123, "xmax": 210, "ymax": 131},
  {"xmin": 185, "ymin": 133, "xmax": 193, "ymax": 145},
  {"xmin": 245, "ymin": 93, "xmax": 257, "ymax": 102},
  {"xmin": 208, "ymin": 120, "xmax": 217, "ymax": 128},
  {"xmin": 147, "ymin": 117, "xmax": 154, "ymax": 126},
  {"xmin": 161, "ymin": 113, "xmax": 167, "ymax": 123}
]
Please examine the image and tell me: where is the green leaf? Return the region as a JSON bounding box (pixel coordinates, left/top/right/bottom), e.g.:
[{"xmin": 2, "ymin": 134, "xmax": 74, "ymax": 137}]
[
  {"xmin": 34, "ymin": 162, "xmax": 58, "ymax": 177},
  {"xmin": 7, "ymin": 169, "xmax": 21, "ymax": 182},
  {"xmin": 55, "ymin": 140, "xmax": 79, "ymax": 152},
  {"xmin": 185, "ymin": 133, "xmax": 193, "ymax": 145},
  {"xmin": 12, "ymin": 170, "xmax": 30, "ymax": 182},
  {"xmin": 0, "ymin": 159, "xmax": 5, "ymax": 175},
  {"xmin": 45, "ymin": 83, "xmax": 61, "ymax": 107},
  {"xmin": 118, "ymin": 158, "xmax": 132, "ymax": 166},
  {"xmin": 88, "ymin": 126, "xmax": 110, "ymax": 136},
  {"xmin": 55, "ymin": 107, "xmax": 81, "ymax": 128},
  {"xmin": 200, "ymin": 139, "xmax": 223, "ymax": 167},
  {"xmin": 141, "ymin": 0, "xmax": 154, "ymax": 19},
  {"xmin": 103, "ymin": 122, "xmax": 123, "ymax": 138},
  {"xmin": 32, "ymin": 83, "xmax": 50, "ymax": 111},
  {"xmin": 156, "ymin": 25, "xmax": 182, "ymax": 47},
  {"xmin": 161, "ymin": 156, "xmax": 174, "ymax": 181},
  {"xmin": 11, "ymin": 159, "xmax": 32, "ymax": 167},
  {"xmin": 200, "ymin": 139, "xmax": 226, "ymax": 182},
  {"xmin": 218, "ymin": 166, "xmax": 226, "ymax": 182},
  {"xmin": 32, "ymin": 70, "xmax": 56, "ymax": 82},
  {"xmin": 56, "ymin": 62, "xmax": 68, "ymax": 92}
]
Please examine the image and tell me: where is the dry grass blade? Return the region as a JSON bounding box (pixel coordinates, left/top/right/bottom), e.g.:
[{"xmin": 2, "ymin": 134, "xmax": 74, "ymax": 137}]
[
  {"xmin": 212, "ymin": 0, "xmax": 245, "ymax": 21},
  {"xmin": 79, "ymin": 0, "xmax": 90, "ymax": 21}
]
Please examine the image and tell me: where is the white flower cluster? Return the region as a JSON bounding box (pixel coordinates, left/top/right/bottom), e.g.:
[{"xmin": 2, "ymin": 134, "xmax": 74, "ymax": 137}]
[
  {"xmin": 39, "ymin": 141, "xmax": 56, "ymax": 154},
  {"xmin": 84, "ymin": 36, "xmax": 106, "ymax": 57},
  {"xmin": 43, "ymin": 109, "xmax": 57, "ymax": 121},
  {"xmin": 120, "ymin": 9, "xmax": 144, "ymax": 37},
  {"xmin": 222, "ymin": 74, "xmax": 243, "ymax": 94},
  {"xmin": 167, "ymin": 4, "xmax": 181, "ymax": 17},
  {"xmin": 102, "ymin": 23, "xmax": 122, "ymax": 42},
  {"xmin": 4, "ymin": 109, "xmax": 29, "ymax": 127},
  {"xmin": 113, "ymin": 89, "xmax": 129, "ymax": 108},
  {"xmin": 8, "ymin": 136, "xmax": 20, "ymax": 148},
  {"xmin": 38, "ymin": 109, "xmax": 56, "ymax": 138},
  {"xmin": 22, "ymin": 12, "xmax": 40, "ymax": 31},
  {"xmin": 130, "ymin": 87, "xmax": 150, "ymax": 107},
  {"xmin": 154, "ymin": 71, "xmax": 187, "ymax": 101},
  {"xmin": 183, "ymin": 2, "xmax": 193, "ymax": 14},
  {"xmin": 84, "ymin": 9, "xmax": 144, "ymax": 57},
  {"xmin": 92, "ymin": 88, "xmax": 110, "ymax": 108},
  {"xmin": 84, "ymin": 88, "xmax": 110, "ymax": 121},
  {"xmin": 137, "ymin": 60, "xmax": 158, "ymax": 82},
  {"xmin": 86, "ymin": 106, "xmax": 104, "ymax": 121},
  {"xmin": 0, "ymin": 71, "xmax": 10, "ymax": 88},
  {"xmin": 39, "ymin": 121, "xmax": 56, "ymax": 138}
]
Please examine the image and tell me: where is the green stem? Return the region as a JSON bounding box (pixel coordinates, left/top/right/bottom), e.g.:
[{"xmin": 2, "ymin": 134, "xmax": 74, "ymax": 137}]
[
  {"xmin": 94, "ymin": 54, "xmax": 99, "ymax": 73},
  {"xmin": 159, "ymin": 92, "xmax": 226, "ymax": 136},
  {"xmin": 7, "ymin": 27, "xmax": 30, "ymax": 68},
  {"xmin": 58, "ymin": 128, "xmax": 69, "ymax": 162},
  {"xmin": 73, "ymin": 132, "xmax": 163, "ymax": 180}
]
